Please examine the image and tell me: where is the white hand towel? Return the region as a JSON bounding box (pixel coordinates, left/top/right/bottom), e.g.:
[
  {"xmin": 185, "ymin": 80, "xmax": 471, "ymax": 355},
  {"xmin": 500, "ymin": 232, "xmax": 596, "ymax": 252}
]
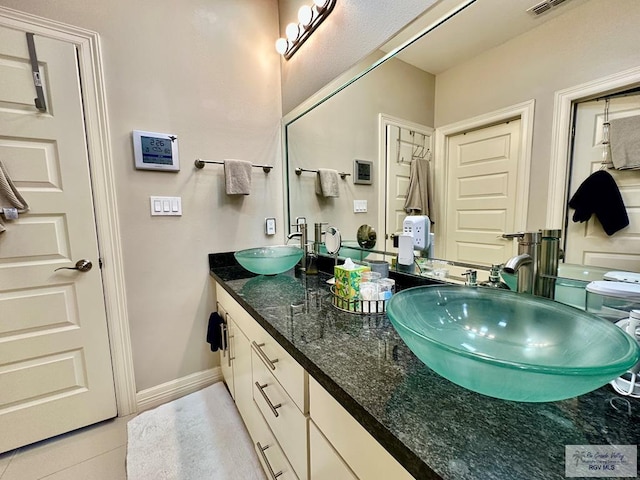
[
  {"xmin": 0, "ymin": 160, "xmax": 29, "ymax": 233},
  {"xmin": 224, "ymin": 159, "xmax": 252, "ymax": 195},
  {"xmin": 315, "ymin": 168, "xmax": 340, "ymax": 197},
  {"xmin": 610, "ymin": 115, "xmax": 640, "ymax": 170}
]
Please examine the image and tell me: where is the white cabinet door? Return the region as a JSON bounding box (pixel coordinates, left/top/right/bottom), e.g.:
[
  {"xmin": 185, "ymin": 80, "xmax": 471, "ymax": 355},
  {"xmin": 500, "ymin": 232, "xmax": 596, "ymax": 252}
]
[
  {"xmin": 309, "ymin": 377, "xmax": 413, "ymax": 480},
  {"xmin": 232, "ymin": 317, "xmax": 254, "ymax": 424},
  {"xmin": 217, "ymin": 302, "xmax": 234, "ymax": 399},
  {"xmin": 309, "ymin": 420, "xmax": 358, "ymax": 480}
]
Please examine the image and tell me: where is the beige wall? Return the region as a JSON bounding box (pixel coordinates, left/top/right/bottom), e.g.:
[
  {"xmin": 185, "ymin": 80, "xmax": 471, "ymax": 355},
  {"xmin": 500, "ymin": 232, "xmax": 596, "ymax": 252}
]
[
  {"xmin": 0, "ymin": 0, "xmax": 283, "ymax": 391},
  {"xmin": 287, "ymin": 56, "xmax": 435, "ymax": 240},
  {"xmin": 435, "ymin": 0, "xmax": 640, "ymax": 229},
  {"xmin": 277, "ymin": 0, "xmax": 438, "ymax": 114}
]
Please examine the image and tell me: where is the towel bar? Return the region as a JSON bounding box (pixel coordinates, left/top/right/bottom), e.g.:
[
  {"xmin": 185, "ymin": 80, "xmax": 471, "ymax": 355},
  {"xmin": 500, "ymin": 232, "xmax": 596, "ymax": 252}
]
[
  {"xmin": 194, "ymin": 159, "xmax": 273, "ymax": 173},
  {"xmin": 294, "ymin": 167, "xmax": 350, "ymax": 179}
]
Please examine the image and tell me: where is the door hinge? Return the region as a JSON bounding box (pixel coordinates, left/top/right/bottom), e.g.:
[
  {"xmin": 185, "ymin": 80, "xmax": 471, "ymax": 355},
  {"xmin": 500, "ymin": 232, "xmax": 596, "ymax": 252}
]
[{"xmin": 99, "ymin": 258, "xmax": 103, "ymax": 269}]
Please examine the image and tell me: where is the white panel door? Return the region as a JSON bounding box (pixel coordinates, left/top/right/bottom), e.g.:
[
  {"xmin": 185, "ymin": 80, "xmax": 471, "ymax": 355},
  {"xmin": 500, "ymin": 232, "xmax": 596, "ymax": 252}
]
[
  {"xmin": 444, "ymin": 120, "xmax": 521, "ymax": 265},
  {"xmin": 0, "ymin": 26, "xmax": 116, "ymax": 453},
  {"xmin": 384, "ymin": 124, "xmax": 433, "ymax": 252},
  {"xmin": 565, "ymin": 96, "xmax": 640, "ymax": 271}
]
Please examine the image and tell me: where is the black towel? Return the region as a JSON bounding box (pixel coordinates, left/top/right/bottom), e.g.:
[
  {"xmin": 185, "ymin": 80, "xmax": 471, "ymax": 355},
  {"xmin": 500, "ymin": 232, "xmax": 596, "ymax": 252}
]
[
  {"xmin": 206, "ymin": 312, "xmax": 224, "ymax": 352},
  {"xmin": 568, "ymin": 170, "xmax": 629, "ymax": 236}
]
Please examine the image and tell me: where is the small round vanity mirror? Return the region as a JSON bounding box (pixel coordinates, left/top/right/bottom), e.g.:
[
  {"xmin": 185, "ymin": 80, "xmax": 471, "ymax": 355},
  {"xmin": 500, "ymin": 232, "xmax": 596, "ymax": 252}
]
[
  {"xmin": 357, "ymin": 224, "xmax": 377, "ymax": 249},
  {"xmin": 325, "ymin": 226, "xmax": 342, "ymax": 255}
]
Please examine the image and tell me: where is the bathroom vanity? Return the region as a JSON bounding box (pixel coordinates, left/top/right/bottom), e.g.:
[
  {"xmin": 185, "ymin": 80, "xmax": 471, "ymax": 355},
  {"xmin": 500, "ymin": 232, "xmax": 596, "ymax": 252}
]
[{"xmin": 210, "ymin": 253, "xmax": 640, "ymax": 480}]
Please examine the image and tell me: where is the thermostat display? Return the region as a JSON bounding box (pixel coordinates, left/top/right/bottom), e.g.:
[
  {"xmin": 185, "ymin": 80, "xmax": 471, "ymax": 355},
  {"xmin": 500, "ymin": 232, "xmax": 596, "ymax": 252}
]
[
  {"xmin": 133, "ymin": 130, "xmax": 180, "ymax": 171},
  {"xmin": 353, "ymin": 159, "xmax": 373, "ymax": 185}
]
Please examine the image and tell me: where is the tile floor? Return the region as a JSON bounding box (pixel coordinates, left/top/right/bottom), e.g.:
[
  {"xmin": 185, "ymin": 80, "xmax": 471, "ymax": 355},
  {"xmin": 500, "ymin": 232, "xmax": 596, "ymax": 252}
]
[{"xmin": 0, "ymin": 415, "xmax": 131, "ymax": 480}]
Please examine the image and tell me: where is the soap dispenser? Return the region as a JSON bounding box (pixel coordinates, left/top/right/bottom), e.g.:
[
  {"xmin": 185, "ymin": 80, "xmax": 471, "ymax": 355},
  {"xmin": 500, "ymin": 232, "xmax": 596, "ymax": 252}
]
[{"xmin": 479, "ymin": 264, "xmax": 510, "ymax": 289}]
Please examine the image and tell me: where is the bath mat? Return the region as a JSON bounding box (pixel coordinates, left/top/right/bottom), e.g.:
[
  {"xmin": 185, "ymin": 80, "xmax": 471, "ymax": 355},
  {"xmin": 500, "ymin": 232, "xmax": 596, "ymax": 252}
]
[{"xmin": 126, "ymin": 382, "xmax": 265, "ymax": 479}]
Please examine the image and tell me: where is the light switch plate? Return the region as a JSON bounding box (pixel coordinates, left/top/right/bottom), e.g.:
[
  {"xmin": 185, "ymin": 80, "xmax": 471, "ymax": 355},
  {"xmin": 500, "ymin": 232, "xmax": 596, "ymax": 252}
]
[
  {"xmin": 150, "ymin": 196, "xmax": 182, "ymax": 216},
  {"xmin": 353, "ymin": 200, "xmax": 367, "ymax": 213},
  {"xmin": 265, "ymin": 217, "xmax": 276, "ymax": 235}
]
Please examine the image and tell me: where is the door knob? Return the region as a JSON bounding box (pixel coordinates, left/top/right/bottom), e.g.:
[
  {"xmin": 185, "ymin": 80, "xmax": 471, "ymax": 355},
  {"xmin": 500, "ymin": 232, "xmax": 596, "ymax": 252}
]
[{"xmin": 55, "ymin": 259, "xmax": 93, "ymax": 272}]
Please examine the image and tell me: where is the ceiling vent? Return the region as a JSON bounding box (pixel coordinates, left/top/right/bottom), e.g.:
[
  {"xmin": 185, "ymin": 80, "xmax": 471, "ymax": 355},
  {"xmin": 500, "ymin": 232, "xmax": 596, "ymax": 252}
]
[{"xmin": 527, "ymin": 0, "xmax": 568, "ymax": 16}]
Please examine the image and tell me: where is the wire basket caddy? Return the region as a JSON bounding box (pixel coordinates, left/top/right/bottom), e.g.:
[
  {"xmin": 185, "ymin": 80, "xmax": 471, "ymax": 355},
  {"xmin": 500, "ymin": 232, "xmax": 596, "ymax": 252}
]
[{"xmin": 330, "ymin": 285, "xmax": 387, "ymax": 315}]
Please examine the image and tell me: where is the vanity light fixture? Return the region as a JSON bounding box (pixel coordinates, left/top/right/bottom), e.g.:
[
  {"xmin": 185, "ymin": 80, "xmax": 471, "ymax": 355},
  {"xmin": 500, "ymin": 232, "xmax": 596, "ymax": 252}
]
[{"xmin": 275, "ymin": 0, "xmax": 336, "ymax": 60}]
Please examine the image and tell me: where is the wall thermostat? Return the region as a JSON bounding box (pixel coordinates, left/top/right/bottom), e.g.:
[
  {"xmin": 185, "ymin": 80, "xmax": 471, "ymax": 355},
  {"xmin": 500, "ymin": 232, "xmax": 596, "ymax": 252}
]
[
  {"xmin": 353, "ymin": 159, "xmax": 373, "ymax": 185},
  {"xmin": 133, "ymin": 130, "xmax": 180, "ymax": 171}
]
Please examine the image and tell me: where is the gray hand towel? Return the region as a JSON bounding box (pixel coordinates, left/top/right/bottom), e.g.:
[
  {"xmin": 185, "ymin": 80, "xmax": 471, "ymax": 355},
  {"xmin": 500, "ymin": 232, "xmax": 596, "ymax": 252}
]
[
  {"xmin": 403, "ymin": 157, "xmax": 434, "ymax": 222},
  {"xmin": 0, "ymin": 160, "xmax": 29, "ymax": 233},
  {"xmin": 610, "ymin": 115, "xmax": 640, "ymax": 170},
  {"xmin": 224, "ymin": 159, "xmax": 252, "ymax": 195},
  {"xmin": 315, "ymin": 168, "xmax": 339, "ymax": 197}
]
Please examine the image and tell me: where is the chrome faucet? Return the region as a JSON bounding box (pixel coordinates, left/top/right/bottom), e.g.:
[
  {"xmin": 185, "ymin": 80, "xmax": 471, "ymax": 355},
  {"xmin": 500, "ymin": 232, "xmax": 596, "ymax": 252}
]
[
  {"xmin": 463, "ymin": 269, "xmax": 478, "ymax": 287},
  {"xmin": 502, "ymin": 231, "xmax": 540, "ymax": 295},
  {"xmin": 502, "ymin": 229, "xmax": 562, "ymax": 298},
  {"xmin": 313, "ymin": 222, "xmax": 327, "ymax": 255},
  {"xmin": 302, "ymin": 222, "xmax": 327, "ymax": 276},
  {"xmin": 287, "ymin": 222, "xmax": 308, "ymax": 272},
  {"xmin": 538, "ymin": 229, "xmax": 562, "ymax": 299}
]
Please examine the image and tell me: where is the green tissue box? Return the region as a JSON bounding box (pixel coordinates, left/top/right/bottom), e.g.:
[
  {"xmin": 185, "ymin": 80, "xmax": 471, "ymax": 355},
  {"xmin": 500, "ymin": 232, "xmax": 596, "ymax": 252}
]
[{"xmin": 334, "ymin": 264, "xmax": 369, "ymax": 301}]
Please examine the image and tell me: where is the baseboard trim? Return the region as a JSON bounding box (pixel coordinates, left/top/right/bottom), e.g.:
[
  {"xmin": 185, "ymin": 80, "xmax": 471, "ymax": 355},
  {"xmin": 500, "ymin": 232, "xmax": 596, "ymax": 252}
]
[{"xmin": 136, "ymin": 368, "xmax": 223, "ymax": 412}]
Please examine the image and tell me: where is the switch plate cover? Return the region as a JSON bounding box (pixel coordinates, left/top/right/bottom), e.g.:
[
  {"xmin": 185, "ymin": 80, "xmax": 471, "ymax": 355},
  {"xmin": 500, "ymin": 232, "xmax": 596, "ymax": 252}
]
[
  {"xmin": 150, "ymin": 196, "xmax": 182, "ymax": 216},
  {"xmin": 353, "ymin": 200, "xmax": 367, "ymax": 213}
]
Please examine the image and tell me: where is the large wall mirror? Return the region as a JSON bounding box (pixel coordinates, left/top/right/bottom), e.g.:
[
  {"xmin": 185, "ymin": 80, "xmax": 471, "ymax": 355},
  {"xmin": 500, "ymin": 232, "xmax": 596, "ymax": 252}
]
[{"xmin": 284, "ymin": 0, "xmax": 640, "ymax": 274}]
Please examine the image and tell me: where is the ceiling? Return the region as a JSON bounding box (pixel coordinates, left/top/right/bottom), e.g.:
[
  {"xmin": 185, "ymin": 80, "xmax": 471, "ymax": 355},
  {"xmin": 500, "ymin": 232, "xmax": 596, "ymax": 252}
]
[{"xmin": 380, "ymin": 0, "xmax": 592, "ymax": 74}]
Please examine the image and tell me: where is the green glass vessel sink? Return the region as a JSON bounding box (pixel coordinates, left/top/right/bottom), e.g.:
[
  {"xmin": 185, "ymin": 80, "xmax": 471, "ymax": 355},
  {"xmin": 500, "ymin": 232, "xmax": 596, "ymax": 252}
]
[
  {"xmin": 387, "ymin": 286, "xmax": 640, "ymax": 402},
  {"xmin": 234, "ymin": 245, "xmax": 303, "ymax": 275}
]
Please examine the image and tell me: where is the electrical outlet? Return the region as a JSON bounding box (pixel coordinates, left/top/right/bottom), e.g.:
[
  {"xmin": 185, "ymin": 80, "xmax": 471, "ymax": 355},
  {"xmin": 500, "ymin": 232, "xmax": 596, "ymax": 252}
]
[
  {"xmin": 265, "ymin": 217, "xmax": 276, "ymax": 235},
  {"xmin": 403, "ymin": 215, "xmax": 429, "ymax": 249}
]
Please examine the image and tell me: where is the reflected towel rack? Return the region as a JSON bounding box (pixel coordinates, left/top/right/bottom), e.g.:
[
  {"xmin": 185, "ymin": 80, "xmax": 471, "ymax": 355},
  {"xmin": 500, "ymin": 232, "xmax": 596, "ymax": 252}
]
[
  {"xmin": 295, "ymin": 167, "xmax": 350, "ymax": 179},
  {"xmin": 194, "ymin": 158, "xmax": 273, "ymax": 173}
]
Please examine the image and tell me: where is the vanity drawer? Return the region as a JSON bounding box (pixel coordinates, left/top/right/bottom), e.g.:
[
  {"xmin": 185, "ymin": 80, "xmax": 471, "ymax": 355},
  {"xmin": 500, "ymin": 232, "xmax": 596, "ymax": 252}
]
[
  {"xmin": 253, "ymin": 349, "xmax": 308, "ymax": 480},
  {"xmin": 249, "ymin": 399, "xmax": 299, "ymax": 480},
  {"xmin": 217, "ymin": 285, "xmax": 307, "ymax": 413},
  {"xmin": 249, "ymin": 323, "xmax": 307, "ymax": 413},
  {"xmin": 309, "ymin": 377, "xmax": 413, "ymax": 480}
]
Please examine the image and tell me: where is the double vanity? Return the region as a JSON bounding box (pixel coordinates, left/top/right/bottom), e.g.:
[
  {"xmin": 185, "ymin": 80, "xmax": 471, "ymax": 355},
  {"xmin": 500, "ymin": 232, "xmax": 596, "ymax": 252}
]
[{"xmin": 210, "ymin": 253, "xmax": 640, "ymax": 480}]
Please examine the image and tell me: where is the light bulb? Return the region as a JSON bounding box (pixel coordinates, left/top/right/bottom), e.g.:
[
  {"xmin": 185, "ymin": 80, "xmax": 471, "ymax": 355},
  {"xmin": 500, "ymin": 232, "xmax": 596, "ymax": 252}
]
[
  {"xmin": 298, "ymin": 5, "xmax": 313, "ymax": 26},
  {"xmin": 286, "ymin": 22, "xmax": 300, "ymax": 41},
  {"xmin": 275, "ymin": 38, "xmax": 289, "ymax": 55}
]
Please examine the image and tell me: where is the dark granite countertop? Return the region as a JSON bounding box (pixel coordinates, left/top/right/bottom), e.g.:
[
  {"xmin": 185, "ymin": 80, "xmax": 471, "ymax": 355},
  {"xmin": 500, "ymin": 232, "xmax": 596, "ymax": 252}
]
[{"xmin": 209, "ymin": 253, "xmax": 639, "ymax": 480}]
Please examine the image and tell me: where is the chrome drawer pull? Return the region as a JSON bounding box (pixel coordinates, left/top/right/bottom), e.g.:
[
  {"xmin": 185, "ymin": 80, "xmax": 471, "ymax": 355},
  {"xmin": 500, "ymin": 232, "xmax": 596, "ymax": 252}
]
[
  {"xmin": 252, "ymin": 341, "xmax": 279, "ymax": 370},
  {"xmin": 255, "ymin": 381, "xmax": 282, "ymax": 418},
  {"xmin": 256, "ymin": 442, "xmax": 283, "ymax": 479}
]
